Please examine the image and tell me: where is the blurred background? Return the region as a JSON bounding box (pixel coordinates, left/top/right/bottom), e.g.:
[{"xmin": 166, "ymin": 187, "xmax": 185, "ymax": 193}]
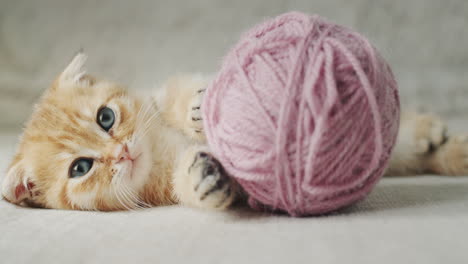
[{"xmin": 0, "ymin": 0, "xmax": 467, "ymax": 131}]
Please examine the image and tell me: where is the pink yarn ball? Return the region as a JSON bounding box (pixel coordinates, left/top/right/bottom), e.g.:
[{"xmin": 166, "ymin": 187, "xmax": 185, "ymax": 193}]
[{"xmin": 202, "ymin": 12, "xmax": 400, "ymax": 216}]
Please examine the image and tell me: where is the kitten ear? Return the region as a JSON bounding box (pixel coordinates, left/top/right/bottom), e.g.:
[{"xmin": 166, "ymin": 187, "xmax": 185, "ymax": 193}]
[
  {"xmin": 2, "ymin": 160, "xmax": 35, "ymax": 204},
  {"xmin": 58, "ymin": 52, "xmax": 89, "ymax": 85}
]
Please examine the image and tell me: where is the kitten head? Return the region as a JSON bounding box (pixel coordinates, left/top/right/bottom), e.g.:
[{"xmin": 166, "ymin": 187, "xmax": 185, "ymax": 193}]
[{"xmin": 2, "ymin": 53, "xmax": 157, "ymax": 210}]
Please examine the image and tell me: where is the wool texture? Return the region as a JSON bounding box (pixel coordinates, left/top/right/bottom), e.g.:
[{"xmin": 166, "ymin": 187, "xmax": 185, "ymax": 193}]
[{"xmin": 202, "ymin": 12, "xmax": 400, "ymax": 216}]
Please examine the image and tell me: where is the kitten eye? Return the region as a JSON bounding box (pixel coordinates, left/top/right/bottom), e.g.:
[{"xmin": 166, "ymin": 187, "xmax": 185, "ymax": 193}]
[
  {"xmin": 97, "ymin": 107, "xmax": 115, "ymax": 132},
  {"xmin": 69, "ymin": 158, "xmax": 94, "ymax": 178}
]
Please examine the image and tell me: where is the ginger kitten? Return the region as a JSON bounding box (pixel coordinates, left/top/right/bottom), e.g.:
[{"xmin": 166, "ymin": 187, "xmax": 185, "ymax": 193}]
[{"xmin": 2, "ymin": 53, "xmax": 468, "ymax": 211}]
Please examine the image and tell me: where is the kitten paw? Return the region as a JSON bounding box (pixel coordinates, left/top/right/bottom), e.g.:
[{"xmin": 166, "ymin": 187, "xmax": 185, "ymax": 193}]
[
  {"xmin": 186, "ymin": 89, "xmax": 205, "ymax": 141},
  {"xmin": 409, "ymin": 113, "xmax": 448, "ymax": 154},
  {"xmin": 188, "ymin": 152, "xmax": 236, "ymax": 209},
  {"xmin": 430, "ymin": 135, "xmax": 468, "ymax": 175}
]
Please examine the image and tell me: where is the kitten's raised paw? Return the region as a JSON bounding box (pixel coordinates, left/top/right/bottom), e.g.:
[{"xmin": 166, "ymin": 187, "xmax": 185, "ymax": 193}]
[
  {"xmin": 188, "ymin": 152, "xmax": 236, "ymax": 209},
  {"xmin": 407, "ymin": 113, "xmax": 448, "ymax": 154},
  {"xmin": 186, "ymin": 89, "xmax": 205, "ymax": 141},
  {"xmin": 429, "ymin": 135, "xmax": 468, "ymax": 176}
]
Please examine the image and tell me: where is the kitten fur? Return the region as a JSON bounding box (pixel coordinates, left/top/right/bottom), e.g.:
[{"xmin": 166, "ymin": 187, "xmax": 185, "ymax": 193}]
[{"xmin": 2, "ymin": 54, "xmax": 468, "ymax": 211}]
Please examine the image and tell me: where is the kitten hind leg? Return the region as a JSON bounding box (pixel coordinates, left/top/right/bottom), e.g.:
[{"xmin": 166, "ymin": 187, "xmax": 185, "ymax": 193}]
[
  {"xmin": 172, "ymin": 145, "xmax": 238, "ymax": 210},
  {"xmin": 386, "ymin": 111, "xmax": 448, "ymax": 176},
  {"xmin": 427, "ymin": 135, "xmax": 468, "ymax": 176},
  {"xmin": 386, "ymin": 111, "xmax": 468, "ymax": 176}
]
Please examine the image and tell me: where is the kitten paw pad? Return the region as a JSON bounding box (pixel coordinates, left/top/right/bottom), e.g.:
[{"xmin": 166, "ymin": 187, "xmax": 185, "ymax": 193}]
[
  {"xmin": 433, "ymin": 135, "xmax": 468, "ymax": 175},
  {"xmin": 189, "ymin": 152, "xmax": 235, "ymax": 209},
  {"xmin": 412, "ymin": 115, "xmax": 448, "ymax": 154},
  {"xmin": 187, "ymin": 90, "xmax": 205, "ymax": 137}
]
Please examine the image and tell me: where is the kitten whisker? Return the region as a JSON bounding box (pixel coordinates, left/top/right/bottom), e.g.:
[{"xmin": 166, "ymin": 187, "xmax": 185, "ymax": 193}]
[
  {"xmin": 133, "ymin": 104, "xmax": 154, "ymax": 139},
  {"xmin": 133, "ymin": 109, "xmax": 161, "ymax": 147},
  {"xmin": 112, "ymin": 168, "xmax": 150, "ymax": 210},
  {"xmin": 120, "ymin": 180, "xmax": 151, "ymax": 209},
  {"xmin": 135, "ymin": 100, "xmax": 149, "ymax": 124},
  {"xmin": 138, "ymin": 108, "xmax": 160, "ymax": 133},
  {"xmin": 112, "ymin": 170, "xmax": 136, "ymax": 210},
  {"xmin": 136, "ymin": 100, "xmax": 155, "ymax": 128},
  {"xmin": 115, "ymin": 184, "xmax": 136, "ymax": 211}
]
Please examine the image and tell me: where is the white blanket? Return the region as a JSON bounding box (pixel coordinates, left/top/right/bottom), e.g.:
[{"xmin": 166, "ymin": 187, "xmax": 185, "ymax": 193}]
[{"xmin": 1, "ymin": 132, "xmax": 467, "ymax": 264}]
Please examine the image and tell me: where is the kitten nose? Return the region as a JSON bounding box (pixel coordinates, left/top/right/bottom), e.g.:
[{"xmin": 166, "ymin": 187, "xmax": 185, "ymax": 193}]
[{"xmin": 117, "ymin": 144, "xmax": 132, "ymax": 163}]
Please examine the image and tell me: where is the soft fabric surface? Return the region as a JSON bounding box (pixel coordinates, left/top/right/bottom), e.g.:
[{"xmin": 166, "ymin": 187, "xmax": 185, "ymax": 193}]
[{"xmin": 1, "ymin": 132, "xmax": 468, "ymax": 263}]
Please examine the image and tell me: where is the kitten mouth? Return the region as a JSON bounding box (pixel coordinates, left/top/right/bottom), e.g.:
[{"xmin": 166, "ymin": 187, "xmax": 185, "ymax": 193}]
[
  {"xmin": 133, "ymin": 152, "xmax": 143, "ymax": 161},
  {"xmin": 127, "ymin": 153, "xmax": 142, "ymax": 179}
]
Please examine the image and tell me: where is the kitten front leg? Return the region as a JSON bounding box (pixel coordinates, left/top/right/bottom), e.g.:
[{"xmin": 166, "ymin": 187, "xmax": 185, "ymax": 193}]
[
  {"xmin": 155, "ymin": 74, "xmax": 208, "ymax": 142},
  {"xmin": 172, "ymin": 145, "xmax": 237, "ymax": 210}
]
